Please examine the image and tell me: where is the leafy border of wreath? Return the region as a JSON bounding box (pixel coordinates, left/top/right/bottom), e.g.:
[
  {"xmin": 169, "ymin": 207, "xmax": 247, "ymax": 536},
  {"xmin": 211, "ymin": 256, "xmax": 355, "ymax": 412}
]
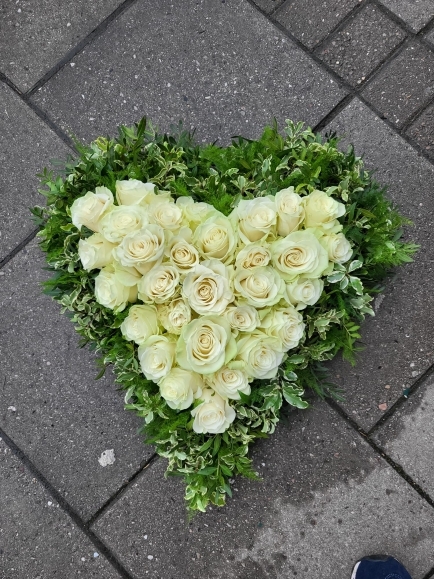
[{"xmin": 32, "ymin": 119, "xmax": 417, "ymax": 513}]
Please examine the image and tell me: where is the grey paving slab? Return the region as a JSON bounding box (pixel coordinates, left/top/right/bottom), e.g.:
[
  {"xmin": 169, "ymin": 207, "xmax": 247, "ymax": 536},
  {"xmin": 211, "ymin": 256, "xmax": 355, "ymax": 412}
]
[
  {"xmin": 274, "ymin": 0, "xmax": 360, "ymax": 49},
  {"xmin": 0, "ymin": 240, "xmax": 152, "ymax": 520},
  {"xmin": 372, "ymin": 376, "xmax": 434, "ymax": 499},
  {"xmin": 30, "ymin": 0, "xmax": 346, "ymax": 145},
  {"xmin": 362, "ymin": 42, "xmax": 434, "ymax": 128},
  {"xmin": 325, "ymin": 99, "xmax": 434, "ymax": 431},
  {"xmin": 406, "ymin": 102, "xmax": 434, "ymax": 159},
  {"xmin": 0, "ymin": 437, "xmax": 121, "ymax": 578},
  {"xmin": 317, "ymin": 4, "xmax": 406, "ymax": 86},
  {"xmin": 92, "ymin": 401, "xmax": 434, "ymax": 579},
  {"xmin": 0, "ymin": 0, "xmax": 125, "ymax": 92},
  {"xmin": 0, "ymin": 82, "xmax": 71, "ymax": 263},
  {"xmin": 378, "ymin": 0, "xmax": 434, "ymax": 32}
]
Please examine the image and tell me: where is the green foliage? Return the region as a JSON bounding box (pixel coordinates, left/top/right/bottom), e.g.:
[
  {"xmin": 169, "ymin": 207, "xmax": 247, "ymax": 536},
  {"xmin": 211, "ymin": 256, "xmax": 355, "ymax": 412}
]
[{"xmin": 33, "ymin": 118, "xmax": 417, "ymax": 513}]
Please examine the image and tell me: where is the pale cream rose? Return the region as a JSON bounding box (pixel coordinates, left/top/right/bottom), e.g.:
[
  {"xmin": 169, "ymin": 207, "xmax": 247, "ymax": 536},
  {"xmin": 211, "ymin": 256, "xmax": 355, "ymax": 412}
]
[
  {"xmin": 271, "ymin": 230, "xmax": 329, "ymax": 281},
  {"xmin": 148, "ymin": 199, "xmax": 183, "ymax": 232},
  {"xmin": 182, "ymin": 262, "xmax": 234, "ymax": 316},
  {"xmin": 223, "ymin": 304, "xmax": 260, "ymax": 334},
  {"xmin": 303, "ymin": 189, "xmax": 345, "ymax": 231},
  {"xmin": 115, "ymin": 179, "xmax": 155, "ymax": 206},
  {"xmin": 232, "ymin": 197, "xmax": 277, "ymax": 244},
  {"xmin": 70, "ymin": 187, "xmax": 113, "ymax": 232},
  {"xmin": 320, "ymin": 232, "xmax": 353, "ymax": 264},
  {"xmin": 120, "ymin": 304, "xmax": 159, "ymax": 345},
  {"xmin": 99, "ymin": 205, "xmax": 148, "ymax": 243},
  {"xmin": 78, "ymin": 233, "xmax": 115, "ymax": 271},
  {"xmin": 166, "ymin": 235, "xmax": 200, "ymax": 275},
  {"xmin": 159, "ymin": 368, "xmax": 203, "ymax": 410},
  {"xmin": 236, "ymin": 331, "xmax": 285, "ymax": 379},
  {"xmin": 137, "ymin": 264, "xmax": 180, "ymax": 304},
  {"xmin": 192, "ymin": 214, "xmax": 237, "ymax": 264},
  {"xmin": 206, "ymin": 366, "xmax": 251, "ymax": 400},
  {"xmin": 157, "ymin": 298, "xmax": 192, "ymax": 335},
  {"xmin": 138, "ymin": 335, "xmax": 176, "ymax": 382},
  {"xmin": 286, "ymin": 277, "xmax": 324, "ymax": 309},
  {"xmin": 234, "ymin": 266, "xmax": 285, "ymax": 308},
  {"xmin": 191, "ymin": 389, "xmax": 236, "ymax": 434},
  {"xmin": 114, "ymin": 225, "xmax": 165, "ymax": 274},
  {"xmin": 260, "ymin": 307, "xmax": 305, "ymax": 351},
  {"xmin": 176, "ymin": 197, "xmax": 217, "ymax": 231},
  {"xmin": 176, "ymin": 315, "xmax": 237, "ymax": 375},
  {"xmin": 94, "ymin": 264, "xmax": 137, "ymax": 312},
  {"xmin": 112, "ymin": 261, "xmax": 142, "ymax": 287},
  {"xmin": 275, "ymin": 187, "xmax": 305, "ymax": 236},
  {"xmin": 235, "ymin": 243, "xmax": 271, "ymax": 269}
]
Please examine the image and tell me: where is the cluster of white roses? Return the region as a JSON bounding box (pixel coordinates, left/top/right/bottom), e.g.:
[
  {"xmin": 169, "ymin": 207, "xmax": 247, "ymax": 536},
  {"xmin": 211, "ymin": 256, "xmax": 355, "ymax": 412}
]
[{"xmin": 71, "ymin": 179, "xmax": 352, "ymax": 435}]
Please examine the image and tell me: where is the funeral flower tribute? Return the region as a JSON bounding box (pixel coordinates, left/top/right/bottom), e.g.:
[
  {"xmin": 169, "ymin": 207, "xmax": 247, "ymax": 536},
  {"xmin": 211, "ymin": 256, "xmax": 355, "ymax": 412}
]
[{"xmin": 33, "ymin": 120, "xmax": 416, "ymax": 512}]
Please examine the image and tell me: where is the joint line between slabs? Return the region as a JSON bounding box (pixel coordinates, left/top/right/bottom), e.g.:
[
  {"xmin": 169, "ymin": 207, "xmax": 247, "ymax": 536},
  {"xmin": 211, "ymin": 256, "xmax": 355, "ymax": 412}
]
[
  {"xmin": 25, "ymin": 0, "xmax": 142, "ymax": 98},
  {"xmin": 269, "ymin": 0, "xmax": 288, "ymax": 17},
  {"xmin": 22, "ymin": 98, "xmax": 77, "ymax": 152},
  {"xmin": 311, "ymin": 0, "xmax": 370, "ymax": 55},
  {"xmin": 367, "ymin": 362, "xmax": 434, "ymax": 437},
  {"xmin": 343, "ymin": 35, "xmax": 409, "ymax": 92},
  {"xmin": 325, "ymin": 399, "xmax": 434, "ymax": 511},
  {"xmin": 85, "ymin": 453, "xmax": 160, "ymax": 527},
  {"xmin": 0, "ymin": 72, "xmax": 76, "ymax": 153},
  {"xmin": 0, "ymin": 229, "xmax": 39, "ymax": 271},
  {"xmin": 0, "ymin": 71, "xmax": 23, "ymax": 95},
  {"xmin": 419, "ymin": 14, "xmax": 434, "ymax": 36},
  {"xmin": 370, "ymin": 0, "xmax": 433, "ymax": 40},
  {"xmin": 0, "ymin": 426, "xmax": 136, "ymax": 579},
  {"xmin": 422, "ymin": 565, "xmax": 434, "ymax": 579},
  {"xmin": 401, "ymin": 90, "xmax": 434, "ymax": 132},
  {"xmin": 313, "ymin": 94, "xmax": 355, "ymax": 132}
]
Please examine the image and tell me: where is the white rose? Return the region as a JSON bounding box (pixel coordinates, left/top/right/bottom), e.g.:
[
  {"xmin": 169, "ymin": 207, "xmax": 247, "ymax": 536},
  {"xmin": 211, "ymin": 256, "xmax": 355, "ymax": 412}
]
[
  {"xmin": 167, "ymin": 236, "xmax": 200, "ymax": 275},
  {"xmin": 78, "ymin": 233, "xmax": 115, "ymax": 271},
  {"xmin": 70, "ymin": 187, "xmax": 113, "ymax": 232},
  {"xmin": 192, "ymin": 214, "xmax": 237, "ymax": 264},
  {"xmin": 159, "ymin": 368, "xmax": 203, "ymax": 410},
  {"xmin": 275, "ymin": 187, "xmax": 305, "ymax": 236},
  {"xmin": 286, "ymin": 278, "xmax": 324, "ymax": 309},
  {"xmin": 176, "ymin": 315, "xmax": 237, "ymax": 375},
  {"xmin": 182, "ymin": 262, "xmax": 234, "ymax": 316},
  {"xmin": 232, "ymin": 197, "xmax": 277, "ymax": 244},
  {"xmin": 148, "ymin": 199, "xmax": 183, "ymax": 232},
  {"xmin": 120, "ymin": 304, "xmax": 159, "ymax": 344},
  {"xmin": 94, "ymin": 264, "xmax": 137, "ymax": 312},
  {"xmin": 99, "ymin": 205, "xmax": 148, "ymax": 243},
  {"xmin": 260, "ymin": 307, "xmax": 305, "ymax": 351},
  {"xmin": 234, "ymin": 266, "xmax": 285, "ymax": 308},
  {"xmin": 176, "ymin": 197, "xmax": 217, "ymax": 231},
  {"xmin": 303, "ymin": 189, "xmax": 345, "ymax": 232},
  {"xmin": 320, "ymin": 233, "xmax": 353, "ymax": 264},
  {"xmin": 236, "ymin": 332, "xmax": 285, "ymax": 379},
  {"xmin": 138, "ymin": 264, "xmax": 180, "ymax": 304},
  {"xmin": 191, "ymin": 389, "xmax": 236, "ymax": 434},
  {"xmin": 271, "ymin": 230, "xmax": 329, "ymax": 281},
  {"xmin": 114, "ymin": 225, "xmax": 165, "ymax": 274},
  {"xmin": 112, "ymin": 261, "xmax": 142, "ymax": 287},
  {"xmin": 235, "ymin": 243, "xmax": 271, "ymax": 269},
  {"xmin": 206, "ymin": 367, "xmax": 251, "ymax": 400},
  {"xmin": 138, "ymin": 335, "xmax": 176, "ymax": 382},
  {"xmin": 223, "ymin": 304, "xmax": 260, "ymax": 334},
  {"xmin": 157, "ymin": 298, "xmax": 192, "ymax": 335},
  {"xmin": 116, "ymin": 180, "xmax": 156, "ymax": 206}
]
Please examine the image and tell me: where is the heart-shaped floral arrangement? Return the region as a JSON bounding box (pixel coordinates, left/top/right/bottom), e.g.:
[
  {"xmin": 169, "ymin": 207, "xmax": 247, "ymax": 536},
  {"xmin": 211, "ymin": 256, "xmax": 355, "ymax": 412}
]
[{"xmin": 33, "ymin": 119, "xmax": 416, "ymax": 513}]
